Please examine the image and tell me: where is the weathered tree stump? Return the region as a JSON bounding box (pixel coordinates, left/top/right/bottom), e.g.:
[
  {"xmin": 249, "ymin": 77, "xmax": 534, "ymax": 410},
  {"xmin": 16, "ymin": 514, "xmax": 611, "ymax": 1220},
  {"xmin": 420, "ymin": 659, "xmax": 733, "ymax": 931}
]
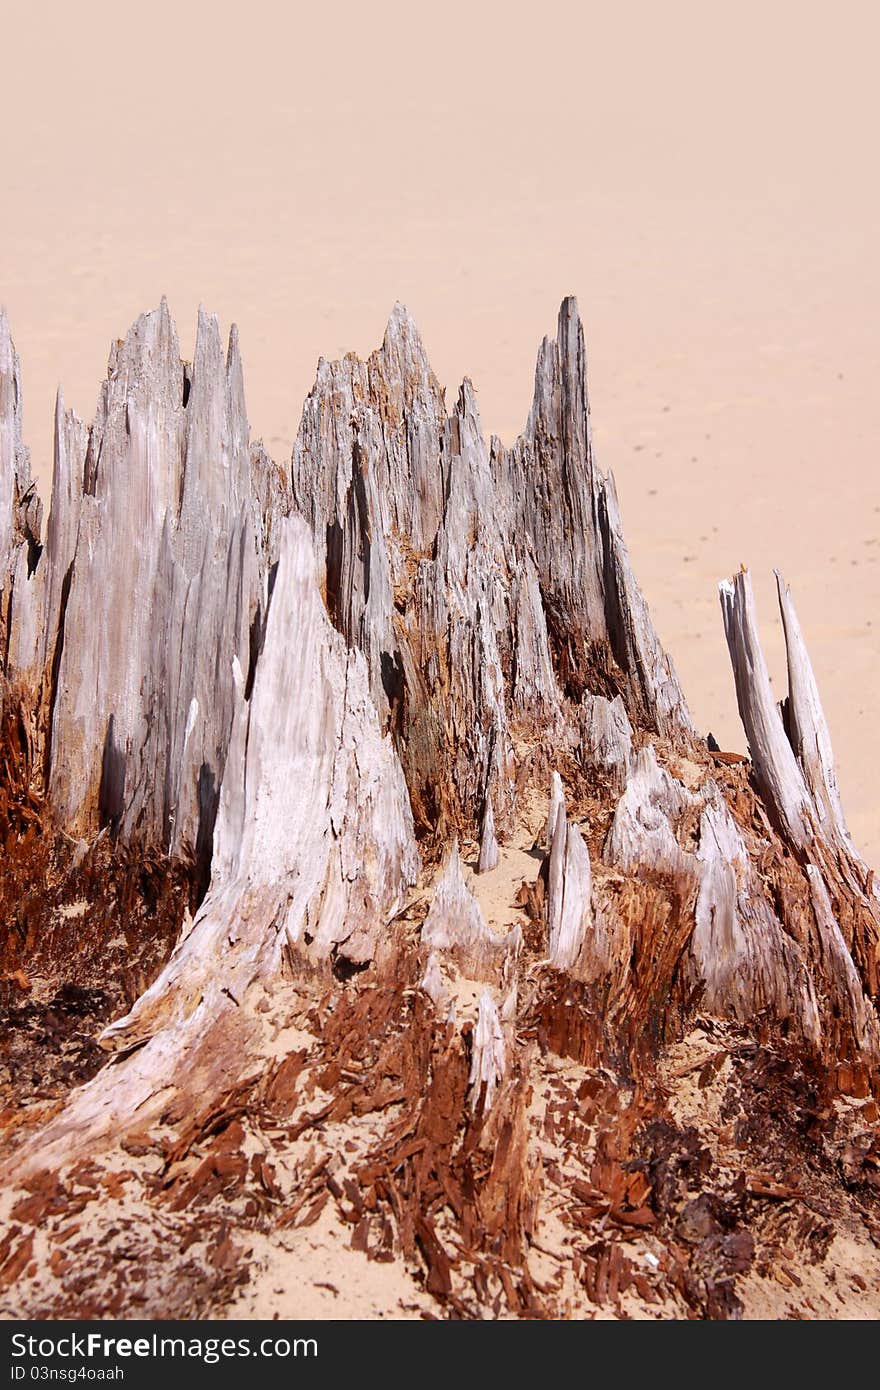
[{"xmin": 1, "ymin": 296, "xmax": 877, "ymax": 1289}]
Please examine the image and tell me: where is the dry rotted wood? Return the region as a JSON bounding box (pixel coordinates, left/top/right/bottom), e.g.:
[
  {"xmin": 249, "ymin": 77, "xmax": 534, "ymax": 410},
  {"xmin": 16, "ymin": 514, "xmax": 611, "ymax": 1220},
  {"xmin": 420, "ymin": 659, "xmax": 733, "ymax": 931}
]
[
  {"xmin": 14, "ymin": 516, "xmax": 419, "ymax": 1169},
  {"xmin": 0, "ymin": 295, "xmax": 877, "ymax": 1230}
]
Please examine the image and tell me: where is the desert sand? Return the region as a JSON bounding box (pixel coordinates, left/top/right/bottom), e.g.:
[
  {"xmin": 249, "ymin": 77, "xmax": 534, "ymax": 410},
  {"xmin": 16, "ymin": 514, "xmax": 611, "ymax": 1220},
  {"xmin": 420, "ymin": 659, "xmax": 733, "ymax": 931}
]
[{"xmin": 5, "ymin": 1, "xmax": 879, "ymax": 854}]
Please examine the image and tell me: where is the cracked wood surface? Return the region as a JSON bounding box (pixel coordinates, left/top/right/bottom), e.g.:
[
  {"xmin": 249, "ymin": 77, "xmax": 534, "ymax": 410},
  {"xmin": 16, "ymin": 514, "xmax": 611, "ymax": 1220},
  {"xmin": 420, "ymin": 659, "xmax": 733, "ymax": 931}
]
[{"xmin": 0, "ymin": 296, "xmax": 878, "ymax": 1231}]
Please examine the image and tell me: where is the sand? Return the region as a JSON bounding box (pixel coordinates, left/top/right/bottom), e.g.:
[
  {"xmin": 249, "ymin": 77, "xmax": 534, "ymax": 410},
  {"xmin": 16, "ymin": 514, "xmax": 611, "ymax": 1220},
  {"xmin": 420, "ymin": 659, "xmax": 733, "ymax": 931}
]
[{"xmin": 5, "ymin": 0, "xmax": 879, "ymax": 864}]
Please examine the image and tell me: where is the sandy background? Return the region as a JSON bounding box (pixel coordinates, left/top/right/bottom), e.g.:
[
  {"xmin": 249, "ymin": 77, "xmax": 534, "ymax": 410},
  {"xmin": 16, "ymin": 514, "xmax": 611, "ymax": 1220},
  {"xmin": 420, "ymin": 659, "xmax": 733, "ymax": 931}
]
[{"xmin": 4, "ymin": 1, "xmax": 879, "ymax": 856}]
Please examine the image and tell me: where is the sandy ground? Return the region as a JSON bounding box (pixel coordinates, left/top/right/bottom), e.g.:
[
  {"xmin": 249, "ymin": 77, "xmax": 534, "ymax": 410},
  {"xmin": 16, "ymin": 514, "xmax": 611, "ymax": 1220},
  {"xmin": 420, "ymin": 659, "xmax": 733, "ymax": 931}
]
[{"xmin": 4, "ymin": 1, "xmax": 879, "ymax": 864}]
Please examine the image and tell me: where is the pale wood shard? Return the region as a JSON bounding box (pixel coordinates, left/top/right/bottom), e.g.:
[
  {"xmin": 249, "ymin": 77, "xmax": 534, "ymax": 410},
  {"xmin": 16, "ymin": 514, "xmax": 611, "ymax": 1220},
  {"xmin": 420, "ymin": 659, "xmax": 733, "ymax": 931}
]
[
  {"xmin": 719, "ymin": 569, "xmax": 813, "ymax": 846},
  {"xmin": 720, "ymin": 566, "xmax": 880, "ymax": 1005},
  {"xmin": 201, "ymin": 513, "xmax": 419, "ymax": 968},
  {"xmin": 6, "ymin": 542, "xmax": 40, "ymax": 684},
  {"xmin": 578, "ymin": 692, "xmax": 633, "ymax": 789},
  {"xmin": 545, "ymin": 770, "xmax": 565, "ymax": 850},
  {"xmin": 495, "ymin": 297, "xmax": 608, "ymax": 654},
  {"xmin": 50, "ymin": 302, "xmax": 188, "ymax": 835},
  {"xmin": 477, "ymin": 793, "xmax": 500, "ymax": 873},
  {"xmin": 468, "ymin": 988, "xmax": 507, "ymax": 1112},
  {"xmin": 511, "ymin": 555, "xmax": 564, "ymax": 719},
  {"xmin": 0, "ymin": 305, "xmax": 291, "ymax": 892},
  {"xmin": 422, "ymin": 839, "xmax": 488, "ymax": 949},
  {"xmin": 5, "ymin": 387, "xmax": 88, "ymax": 762},
  {"xmin": 295, "ymin": 333, "xmax": 517, "ymax": 834},
  {"xmin": 775, "ymin": 569, "xmax": 851, "ymax": 849},
  {"xmin": 291, "ymin": 304, "xmax": 442, "ymax": 731},
  {"xmin": 804, "ymin": 864, "xmax": 880, "ymax": 1056},
  {"xmin": 420, "ymin": 951, "xmax": 449, "ymax": 1010},
  {"xmin": 546, "ymin": 808, "xmax": 593, "ymax": 972},
  {"xmin": 604, "ymin": 744, "xmax": 695, "ymax": 881},
  {"xmin": 421, "ymin": 839, "xmax": 517, "ymax": 982},
  {"xmin": 691, "ymin": 790, "xmax": 821, "ymax": 1041},
  {"xmin": 44, "ymin": 305, "xmax": 256, "ymax": 860},
  {"xmin": 41, "ymin": 391, "xmax": 87, "ymax": 670},
  {"xmin": 547, "ymin": 801, "xmax": 567, "ymax": 949}
]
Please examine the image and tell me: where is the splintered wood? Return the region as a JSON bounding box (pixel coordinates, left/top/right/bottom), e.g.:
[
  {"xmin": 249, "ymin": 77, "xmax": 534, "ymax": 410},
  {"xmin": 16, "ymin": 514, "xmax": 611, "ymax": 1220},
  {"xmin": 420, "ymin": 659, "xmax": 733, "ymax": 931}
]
[{"xmin": 0, "ymin": 299, "xmax": 879, "ymax": 1319}]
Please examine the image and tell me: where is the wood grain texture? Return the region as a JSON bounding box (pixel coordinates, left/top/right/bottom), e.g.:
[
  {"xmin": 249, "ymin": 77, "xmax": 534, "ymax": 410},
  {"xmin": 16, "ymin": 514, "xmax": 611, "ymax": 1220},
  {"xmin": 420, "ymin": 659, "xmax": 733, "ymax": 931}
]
[{"xmin": 0, "ymin": 296, "xmax": 877, "ymax": 1189}]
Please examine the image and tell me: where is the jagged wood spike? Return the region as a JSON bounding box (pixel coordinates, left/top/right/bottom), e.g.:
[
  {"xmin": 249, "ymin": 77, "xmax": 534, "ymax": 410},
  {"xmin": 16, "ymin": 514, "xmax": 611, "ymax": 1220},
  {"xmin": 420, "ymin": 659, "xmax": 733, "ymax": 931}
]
[
  {"xmin": 422, "ymin": 839, "xmax": 488, "ymax": 948},
  {"xmin": 42, "ymin": 390, "xmax": 87, "ymax": 669},
  {"xmin": 577, "ymin": 692, "xmax": 633, "ymax": 789},
  {"xmin": 547, "ymin": 801, "xmax": 567, "ymax": 949},
  {"xmin": 546, "ymin": 815, "xmax": 593, "ymax": 971},
  {"xmin": 721, "ymin": 566, "xmax": 880, "ymax": 1001},
  {"xmin": 804, "ymin": 864, "xmax": 879, "ymax": 1057},
  {"xmin": 719, "ymin": 568, "xmax": 812, "ymax": 846},
  {"xmin": 468, "ymin": 988, "xmax": 506, "ymax": 1113},
  {"xmin": 0, "ymin": 304, "xmax": 292, "ymax": 888},
  {"xmin": 691, "ymin": 789, "xmax": 821, "ymax": 1041},
  {"xmin": 477, "ymin": 793, "xmax": 500, "ymax": 873},
  {"xmin": 545, "ymin": 770, "xmax": 565, "ymax": 850},
  {"xmin": 421, "ymin": 839, "xmax": 517, "ymax": 982},
  {"xmin": 775, "ymin": 569, "xmax": 852, "ymax": 849},
  {"xmin": 420, "ymin": 951, "xmax": 448, "ymax": 1010},
  {"xmin": 604, "ymin": 744, "xmax": 695, "ymax": 880}
]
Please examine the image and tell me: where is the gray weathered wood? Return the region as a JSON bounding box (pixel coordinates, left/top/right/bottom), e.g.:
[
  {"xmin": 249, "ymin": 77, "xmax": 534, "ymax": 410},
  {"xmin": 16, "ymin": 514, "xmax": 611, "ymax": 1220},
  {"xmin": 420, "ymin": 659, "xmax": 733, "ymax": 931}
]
[
  {"xmin": 546, "ymin": 806, "xmax": 593, "ymax": 971},
  {"xmin": 720, "ymin": 565, "xmax": 880, "ymax": 1006},
  {"xmin": 477, "ymin": 793, "xmax": 500, "ymax": 873},
  {"xmin": 421, "ymin": 839, "xmax": 517, "ymax": 982},
  {"xmin": 775, "ymin": 569, "xmax": 852, "ymax": 848},
  {"xmin": 0, "ymin": 309, "xmax": 42, "ymax": 666},
  {"xmin": 4, "ymin": 296, "xmax": 880, "ymax": 1186},
  {"xmin": 20, "ymin": 515, "xmax": 420, "ymax": 1164},
  {"xmin": 719, "ymin": 569, "xmax": 813, "ymax": 845},
  {"xmin": 545, "ymin": 770, "xmax": 565, "ymax": 850}
]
